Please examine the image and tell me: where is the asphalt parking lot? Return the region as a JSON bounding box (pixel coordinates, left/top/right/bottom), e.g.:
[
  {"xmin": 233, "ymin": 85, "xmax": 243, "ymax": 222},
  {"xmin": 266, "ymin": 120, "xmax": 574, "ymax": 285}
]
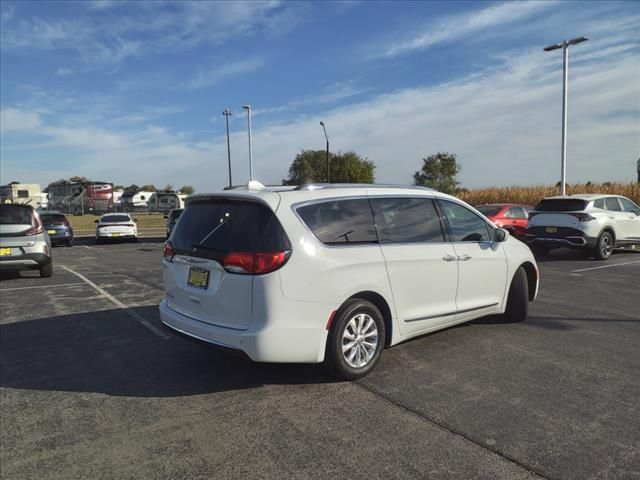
[{"xmin": 1, "ymin": 240, "xmax": 639, "ymax": 480}]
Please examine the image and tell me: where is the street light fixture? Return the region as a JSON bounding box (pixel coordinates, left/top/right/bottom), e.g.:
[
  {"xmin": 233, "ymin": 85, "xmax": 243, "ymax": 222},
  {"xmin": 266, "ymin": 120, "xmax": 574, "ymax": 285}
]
[
  {"xmin": 242, "ymin": 105, "xmax": 253, "ymax": 181},
  {"xmin": 320, "ymin": 121, "xmax": 329, "ymax": 183},
  {"xmin": 222, "ymin": 108, "xmax": 233, "ymax": 188},
  {"xmin": 543, "ymin": 36, "xmax": 589, "ymax": 196}
]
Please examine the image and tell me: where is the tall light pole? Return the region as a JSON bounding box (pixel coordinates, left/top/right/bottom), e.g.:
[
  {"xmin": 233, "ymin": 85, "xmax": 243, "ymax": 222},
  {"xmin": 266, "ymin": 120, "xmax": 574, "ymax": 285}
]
[
  {"xmin": 544, "ymin": 36, "xmax": 588, "ymax": 196},
  {"xmin": 242, "ymin": 105, "xmax": 253, "ymax": 181},
  {"xmin": 222, "ymin": 108, "xmax": 233, "ymax": 188},
  {"xmin": 320, "ymin": 121, "xmax": 329, "ymax": 182}
]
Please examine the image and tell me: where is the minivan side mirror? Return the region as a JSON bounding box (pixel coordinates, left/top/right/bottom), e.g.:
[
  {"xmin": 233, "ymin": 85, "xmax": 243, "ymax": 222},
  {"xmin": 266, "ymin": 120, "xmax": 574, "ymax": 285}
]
[{"xmin": 495, "ymin": 228, "xmax": 509, "ymax": 243}]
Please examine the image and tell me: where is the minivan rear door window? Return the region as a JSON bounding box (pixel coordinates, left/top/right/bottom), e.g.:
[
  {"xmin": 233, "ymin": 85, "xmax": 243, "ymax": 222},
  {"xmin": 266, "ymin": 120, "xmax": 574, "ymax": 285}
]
[
  {"xmin": 297, "ymin": 199, "xmax": 377, "ymax": 245},
  {"xmin": 371, "ymin": 197, "xmax": 444, "ymax": 243}
]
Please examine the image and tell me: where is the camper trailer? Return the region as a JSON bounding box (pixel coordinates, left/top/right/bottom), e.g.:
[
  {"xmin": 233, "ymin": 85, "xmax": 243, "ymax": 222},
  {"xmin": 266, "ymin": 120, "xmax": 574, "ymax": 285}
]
[
  {"xmin": 0, "ymin": 183, "xmax": 46, "ymax": 208},
  {"xmin": 148, "ymin": 192, "xmax": 186, "ymax": 213},
  {"xmin": 46, "ymin": 181, "xmax": 114, "ymax": 214}
]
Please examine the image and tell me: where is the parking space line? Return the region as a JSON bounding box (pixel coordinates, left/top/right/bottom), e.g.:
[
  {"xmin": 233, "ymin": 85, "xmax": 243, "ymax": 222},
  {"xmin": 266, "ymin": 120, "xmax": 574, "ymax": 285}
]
[
  {"xmin": 60, "ymin": 265, "xmax": 169, "ymax": 340},
  {"xmin": 0, "ymin": 282, "xmax": 86, "ymax": 292},
  {"xmin": 572, "ymin": 260, "xmax": 640, "ymax": 273}
]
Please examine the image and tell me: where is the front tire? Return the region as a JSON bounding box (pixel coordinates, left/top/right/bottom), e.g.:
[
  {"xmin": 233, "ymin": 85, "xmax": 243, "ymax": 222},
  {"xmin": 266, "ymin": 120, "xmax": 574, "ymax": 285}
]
[
  {"xmin": 593, "ymin": 231, "xmax": 613, "ymax": 261},
  {"xmin": 503, "ymin": 267, "xmax": 528, "ymax": 322},
  {"xmin": 325, "ymin": 299, "xmax": 385, "ymax": 380}
]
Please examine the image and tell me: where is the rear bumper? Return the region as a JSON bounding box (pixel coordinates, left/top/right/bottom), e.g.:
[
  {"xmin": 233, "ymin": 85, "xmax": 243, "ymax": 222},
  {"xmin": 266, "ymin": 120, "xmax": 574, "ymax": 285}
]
[
  {"xmin": 159, "ymin": 299, "xmax": 327, "ymax": 363},
  {"xmin": 525, "ymin": 233, "xmax": 597, "ymax": 249},
  {"xmin": 0, "ymin": 252, "xmax": 51, "ymax": 268}
]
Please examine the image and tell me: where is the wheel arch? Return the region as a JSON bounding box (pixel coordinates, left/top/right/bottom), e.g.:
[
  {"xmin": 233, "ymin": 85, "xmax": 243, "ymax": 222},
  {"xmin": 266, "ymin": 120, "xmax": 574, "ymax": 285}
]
[
  {"xmin": 343, "ymin": 291, "xmax": 393, "ymax": 347},
  {"xmin": 519, "ymin": 261, "xmax": 538, "ymax": 302}
]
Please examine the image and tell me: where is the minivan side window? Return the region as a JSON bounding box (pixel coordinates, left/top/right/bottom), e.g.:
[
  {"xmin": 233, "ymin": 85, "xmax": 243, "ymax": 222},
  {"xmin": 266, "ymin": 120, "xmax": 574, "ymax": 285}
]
[
  {"xmin": 605, "ymin": 197, "xmax": 622, "ymax": 211},
  {"xmin": 439, "ymin": 200, "xmax": 491, "ymax": 242},
  {"xmin": 297, "ymin": 199, "xmax": 377, "ymax": 245},
  {"xmin": 371, "ymin": 197, "xmax": 444, "ymax": 243}
]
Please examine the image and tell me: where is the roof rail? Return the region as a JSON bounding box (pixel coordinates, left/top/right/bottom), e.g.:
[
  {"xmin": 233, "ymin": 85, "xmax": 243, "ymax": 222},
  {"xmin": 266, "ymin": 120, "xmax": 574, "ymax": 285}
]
[{"xmin": 294, "ymin": 183, "xmax": 434, "ymax": 191}]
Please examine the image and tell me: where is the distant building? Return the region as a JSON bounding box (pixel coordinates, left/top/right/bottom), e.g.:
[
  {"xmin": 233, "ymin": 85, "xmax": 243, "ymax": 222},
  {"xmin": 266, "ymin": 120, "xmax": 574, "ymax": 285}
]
[
  {"xmin": 148, "ymin": 191, "xmax": 187, "ymax": 212},
  {"xmin": 46, "ymin": 180, "xmax": 114, "ymax": 214},
  {"xmin": 0, "ymin": 183, "xmax": 46, "ymax": 208}
]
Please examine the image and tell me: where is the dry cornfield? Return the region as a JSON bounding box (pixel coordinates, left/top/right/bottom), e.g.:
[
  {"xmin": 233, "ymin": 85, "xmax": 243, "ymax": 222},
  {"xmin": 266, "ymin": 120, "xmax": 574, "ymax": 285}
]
[{"xmin": 458, "ymin": 182, "xmax": 640, "ymax": 207}]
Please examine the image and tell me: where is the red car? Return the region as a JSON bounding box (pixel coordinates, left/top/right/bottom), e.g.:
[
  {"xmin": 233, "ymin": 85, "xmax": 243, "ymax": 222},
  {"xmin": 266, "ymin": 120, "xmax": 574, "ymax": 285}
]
[{"xmin": 475, "ymin": 203, "xmax": 534, "ymax": 238}]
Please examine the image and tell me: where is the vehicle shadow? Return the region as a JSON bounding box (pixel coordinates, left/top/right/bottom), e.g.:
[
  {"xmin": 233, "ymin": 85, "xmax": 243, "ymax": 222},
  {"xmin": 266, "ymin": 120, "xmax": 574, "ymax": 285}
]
[
  {"xmin": 73, "ymin": 236, "xmax": 166, "ymax": 246},
  {"xmin": 534, "ymin": 248, "xmax": 639, "ymax": 262},
  {"xmin": 0, "ymin": 306, "xmax": 333, "ymax": 398}
]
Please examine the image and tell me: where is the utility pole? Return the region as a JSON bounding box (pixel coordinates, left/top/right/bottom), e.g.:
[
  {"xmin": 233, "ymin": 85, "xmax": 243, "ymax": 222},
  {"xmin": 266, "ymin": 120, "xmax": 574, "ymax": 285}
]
[
  {"xmin": 222, "ymin": 109, "xmax": 233, "ymax": 188},
  {"xmin": 242, "ymin": 105, "xmax": 253, "ymax": 181},
  {"xmin": 544, "ymin": 36, "xmax": 588, "ymax": 196},
  {"xmin": 320, "ymin": 121, "xmax": 329, "ymax": 183}
]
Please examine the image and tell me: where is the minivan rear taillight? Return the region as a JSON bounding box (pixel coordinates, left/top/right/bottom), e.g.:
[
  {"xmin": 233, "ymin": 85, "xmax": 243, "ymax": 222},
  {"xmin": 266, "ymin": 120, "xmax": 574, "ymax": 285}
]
[{"xmin": 223, "ymin": 251, "xmax": 290, "ymax": 275}]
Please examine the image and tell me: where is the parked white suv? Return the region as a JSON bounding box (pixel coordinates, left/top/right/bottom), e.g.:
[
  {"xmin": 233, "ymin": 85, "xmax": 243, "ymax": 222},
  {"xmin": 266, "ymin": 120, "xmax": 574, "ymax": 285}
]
[
  {"xmin": 160, "ymin": 184, "xmax": 539, "ymax": 379},
  {"xmin": 526, "ymin": 194, "xmax": 640, "ymax": 260}
]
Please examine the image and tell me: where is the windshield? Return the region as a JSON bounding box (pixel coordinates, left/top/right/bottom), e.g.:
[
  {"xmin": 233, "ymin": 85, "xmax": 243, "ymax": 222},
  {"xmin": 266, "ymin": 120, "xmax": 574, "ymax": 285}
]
[
  {"xmin": 475, "ymin": 205, "xmax": 502, "ymax": 217},
  {"xmin": 101, "ymin": 215, "xmax": 131, "ymax": 223},
  {"xmin": 0, "ymin": 205, "xmax": 34, "ymax": 225},
  {"xmin": 172, "ymin": 199, "xmax": 289, "ymax": 258},
  {"xmin": 535, "ymin": 199, "xmax": 587, "ymax": 212}
]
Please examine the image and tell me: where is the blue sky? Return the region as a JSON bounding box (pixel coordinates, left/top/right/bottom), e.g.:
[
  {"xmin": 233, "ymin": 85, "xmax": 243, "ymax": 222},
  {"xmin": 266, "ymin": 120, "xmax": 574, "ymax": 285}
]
[{"xmin": 1, "ymin": 0, "xmax": 638, "ymax": 192}]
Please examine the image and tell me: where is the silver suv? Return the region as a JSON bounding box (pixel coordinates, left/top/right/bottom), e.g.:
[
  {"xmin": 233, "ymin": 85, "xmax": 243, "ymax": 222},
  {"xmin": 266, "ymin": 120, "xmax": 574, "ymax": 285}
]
[{"xmin": 0, "ymin": 204, "xmax": 53, "ymax": 277}]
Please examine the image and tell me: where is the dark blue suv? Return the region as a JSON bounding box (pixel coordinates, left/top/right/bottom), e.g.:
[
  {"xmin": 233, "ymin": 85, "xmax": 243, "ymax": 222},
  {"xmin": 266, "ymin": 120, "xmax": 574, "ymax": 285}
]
[{"xmin": 40, "ymin": 211, "xmax": 74, "ymax": 246}]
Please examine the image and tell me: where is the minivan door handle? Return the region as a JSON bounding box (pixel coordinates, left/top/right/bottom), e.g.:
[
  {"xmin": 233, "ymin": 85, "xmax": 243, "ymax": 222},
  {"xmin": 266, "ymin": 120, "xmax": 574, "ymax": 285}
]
[
  {"xmin": 458, "ymin": 254, "xmax": 472, "ymax": 261},
  {"xmin": 442, "ymin": 254, "xmax": 457, "ymax": 262}
]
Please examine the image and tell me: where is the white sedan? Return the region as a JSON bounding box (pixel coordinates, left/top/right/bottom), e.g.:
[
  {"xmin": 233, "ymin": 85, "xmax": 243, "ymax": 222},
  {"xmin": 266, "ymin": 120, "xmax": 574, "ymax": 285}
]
[{"xmin": 95, "ymin": 213, "xmax": 138, "ymax": 243}]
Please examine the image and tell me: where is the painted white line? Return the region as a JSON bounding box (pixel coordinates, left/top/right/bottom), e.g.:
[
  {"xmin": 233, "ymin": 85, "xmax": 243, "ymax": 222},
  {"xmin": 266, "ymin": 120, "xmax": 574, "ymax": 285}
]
[
  {"xmin": 60, "ymin": 265, "xmax": 169, "ymax": 339},
  {"xmin": 0, "ymin": 282, "xmax": 86, "ymax": 292},
  {"xmin": 572, "ymin": 260, "xmax": 640, "ymax": 273}
]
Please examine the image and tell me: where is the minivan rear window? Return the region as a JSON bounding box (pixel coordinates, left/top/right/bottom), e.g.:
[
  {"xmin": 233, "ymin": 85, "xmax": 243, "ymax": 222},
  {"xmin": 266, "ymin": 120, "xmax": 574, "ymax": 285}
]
[
  {"xmin": 172, "ymin": 199, "xmax": 289, "ymax": 257},
  {"xmin": 535, "ymin": 199, "xmax": 587, "ymax": 211},
  {"xmin": 297, "ymin": 199, "xmax": 377, "ymax": 245},
  {"xmin": 0, "ymin": 205, "xmax": 34, "ymax": 225}
]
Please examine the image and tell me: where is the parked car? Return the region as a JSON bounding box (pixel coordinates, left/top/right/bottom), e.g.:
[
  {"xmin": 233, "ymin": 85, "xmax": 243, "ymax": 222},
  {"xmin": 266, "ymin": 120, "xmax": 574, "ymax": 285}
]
[
  {"xmin": 164, "ymin": 208, "xmax": 183, "ymax": 239},
  {"xmin": 526, "ymin": 194, "xmax": 640, "ymax": 260},
  {"xmin": 160, "ymin": 183, "xmax": 539, "ymax": 379},
  {"xmin": 475, "ymin": 203, "xmax": 534, "ymax": 238},
  {"xmin": 95, "ymin": 213, "xmax": 138, "ymax": 243},
  {"xmin": 0, "ymin": 204, "xmax": 53, "ymax": 277},
  {"xmin": 39, "ymin": 211, "xmax": 74, "ymax": 246}
]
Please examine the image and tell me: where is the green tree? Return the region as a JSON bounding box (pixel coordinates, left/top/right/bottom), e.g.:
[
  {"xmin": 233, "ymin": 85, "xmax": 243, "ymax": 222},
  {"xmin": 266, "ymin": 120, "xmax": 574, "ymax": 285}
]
[
  {"xmin": 413, "ymin": 152, "xmax": 461, "ymax": 194},
  {"xmin": 163, "ymin": 184, "xmax": 174, "ymax": 192},
  {"xmin": 282, "ymin": 149, "xmax": 375, "ymax": 185},
  {"xmin": 113, "ymin": 185, "xmax": 125, "ymax": 190},
  {"xmin": 124, "ymin": 184, "xmax": 140, "ymax": 193},
  {"xmin": 69, "ymin": 176, "xmax": 91, "ymax": 183},
  {"xmin": 140, "ymin": 184, "xmax": 157, "ymax": 191},
  {"xmin": 179, "ymin": 185, "xmax": 195, "ymax": 195}
]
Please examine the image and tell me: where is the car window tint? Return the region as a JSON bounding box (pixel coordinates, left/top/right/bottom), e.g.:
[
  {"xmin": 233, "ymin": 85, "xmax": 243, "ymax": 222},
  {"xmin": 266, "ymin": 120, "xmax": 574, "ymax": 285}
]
[
  {"xmin": 40, "ymin": 214, "xmax": 67, "ymax": 223},
  {"xmin": 101, "ymin": 214, "xmax": 131, "ymax": 223},
  {"xmin": 535, "ymin": 199, "xmax": 587, "ymax": 211},
  {"xmin": 0, "ymin": 205, "xmax": 34, "ymax": 225},
  {"xmin": 605, "ymin": 197, "xmax": 622, "ymax": 211},
  {"xmin": 506, "ymin": 207, "xmax": 527, "ymax": 219},
  {"xmin": 593, "ymin": 199, "xmax": 605, "ymax": 209},
  {"xmin": 439, "ymin": 200, "xmax": 491, "ymax": 242},
  {"xmin": 618, "ymin": 198, "xmax": 639, "ymax": 213},
  {"xmin": 297, "ymin": 199, "xmax": 377, "ymax": 245},
  {"xmin": 371, "ymin": 197, "xmax": 444, "ymax": 244}
]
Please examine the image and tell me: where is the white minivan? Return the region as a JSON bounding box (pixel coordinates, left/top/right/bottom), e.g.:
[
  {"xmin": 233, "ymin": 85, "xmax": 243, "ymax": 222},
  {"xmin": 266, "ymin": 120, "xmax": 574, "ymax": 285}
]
[{"xmin": 160, "ymin": 184, "xmax": 538, "ymax": 379}]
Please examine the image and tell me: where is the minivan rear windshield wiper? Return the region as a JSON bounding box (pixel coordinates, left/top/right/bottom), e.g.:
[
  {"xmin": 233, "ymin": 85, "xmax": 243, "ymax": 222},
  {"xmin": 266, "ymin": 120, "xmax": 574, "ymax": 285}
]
[{"xmin": 195, "ymin": 213, "xmax": 231, "ymax": 246}]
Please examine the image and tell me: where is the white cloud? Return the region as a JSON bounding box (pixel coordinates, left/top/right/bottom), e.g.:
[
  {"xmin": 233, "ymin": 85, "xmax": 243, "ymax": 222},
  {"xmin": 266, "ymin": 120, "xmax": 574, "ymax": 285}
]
[
  {"xmin": 187, "ymin": 58, "xmax": 265, "ymax": 89},
  {"xmin": 376, "ymin": 1, "xmax": 556, "ymax": 58},
  {"xmin": 55, "ymin": 67, "xmax": 72, "ymax": 76},
  {"xmin": 0, "ymin": 108, "xmax": 41, "ymax": 132}
]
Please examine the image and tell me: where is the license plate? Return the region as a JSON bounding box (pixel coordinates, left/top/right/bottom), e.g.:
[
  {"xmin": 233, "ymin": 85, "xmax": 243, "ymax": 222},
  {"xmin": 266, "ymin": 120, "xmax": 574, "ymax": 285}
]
[
  {"xmin": 112, "ymin": 233, "xmax": 120, "ymax": 237},
  {"xmin": 188, "ymin": 267, "xmax": 210, "ymax": 289},
  {"xmin": 47, "ymin": 230, "xmax": 56, "ymax": 235},
  {"xmin": 545, "ymin": 226, "xmax": 558, "ymax": 233},
  {"xmin": 0, "ymin": 248, "xmax": 11, "ymax": 257}
]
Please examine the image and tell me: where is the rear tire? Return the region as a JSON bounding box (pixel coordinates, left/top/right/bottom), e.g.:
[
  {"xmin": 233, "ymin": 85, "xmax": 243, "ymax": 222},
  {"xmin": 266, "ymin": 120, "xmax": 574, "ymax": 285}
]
[
  {"xmin": 325, "ymin": 299, "xmax": 385, "ymax": 380},
  {"xmin": 593, "ymin": 231, "xmax": 613, "ymax": 261},
  {"xmin": 40, "ymin": 261, "xmax": 53, "ymax": 278},
  {"xmin": 503, "ymin": 267, "xmax": 528, "ymax": 322}
]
